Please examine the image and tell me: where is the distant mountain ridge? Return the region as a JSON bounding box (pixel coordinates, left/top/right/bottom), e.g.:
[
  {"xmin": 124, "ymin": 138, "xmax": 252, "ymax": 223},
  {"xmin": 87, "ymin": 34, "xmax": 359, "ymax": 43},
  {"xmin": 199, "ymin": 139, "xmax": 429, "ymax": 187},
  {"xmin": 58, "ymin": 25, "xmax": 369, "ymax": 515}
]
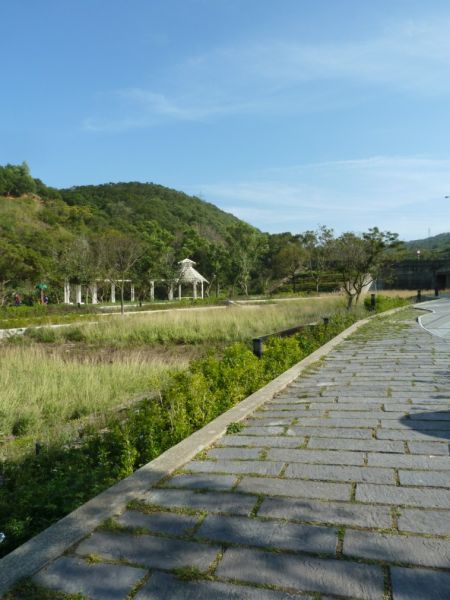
[{"xmin": 405, "ymin": 232, "xmax": 450, "ymax": 251}]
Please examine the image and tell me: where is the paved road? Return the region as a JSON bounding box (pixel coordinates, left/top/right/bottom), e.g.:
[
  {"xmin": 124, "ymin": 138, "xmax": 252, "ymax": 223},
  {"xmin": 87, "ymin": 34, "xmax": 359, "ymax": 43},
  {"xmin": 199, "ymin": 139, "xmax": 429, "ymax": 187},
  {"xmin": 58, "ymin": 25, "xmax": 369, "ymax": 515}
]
[
  {"xmin": 418, "ymin": 296, "xmax": 450, "ymax": 339},
  {"xmin": 24, "ymin": 308, "xmax": 450, "ymax": 599}
]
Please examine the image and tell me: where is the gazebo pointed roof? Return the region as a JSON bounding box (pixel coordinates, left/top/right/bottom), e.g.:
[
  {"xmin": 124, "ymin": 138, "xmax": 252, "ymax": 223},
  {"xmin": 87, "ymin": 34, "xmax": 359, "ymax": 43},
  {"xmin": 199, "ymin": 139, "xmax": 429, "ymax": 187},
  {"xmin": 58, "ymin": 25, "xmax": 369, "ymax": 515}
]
[{"xmin": 177, "ymin": 258, "xmax": 208, "ymax": 284}]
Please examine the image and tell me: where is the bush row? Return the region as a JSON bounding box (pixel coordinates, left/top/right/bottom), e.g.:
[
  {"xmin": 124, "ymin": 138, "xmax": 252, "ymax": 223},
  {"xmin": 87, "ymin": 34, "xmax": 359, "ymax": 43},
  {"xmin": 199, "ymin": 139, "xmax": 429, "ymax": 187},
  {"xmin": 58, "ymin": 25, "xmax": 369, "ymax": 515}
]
[{"xmin": 0, "ymin": 299, "xmax": 406, "ymax": 557}]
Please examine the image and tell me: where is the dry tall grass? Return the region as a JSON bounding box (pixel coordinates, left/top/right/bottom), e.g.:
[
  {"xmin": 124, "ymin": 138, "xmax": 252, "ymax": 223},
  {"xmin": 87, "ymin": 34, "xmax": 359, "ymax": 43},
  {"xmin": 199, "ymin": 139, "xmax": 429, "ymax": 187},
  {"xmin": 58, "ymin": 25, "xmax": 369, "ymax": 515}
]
[
  {"xmin": 0, "ymin": 346, "xmax": 182, "ymax": 453},
  {"xmin": 31, "ymin": 296, "xmax": 346, "ymax": 347}
]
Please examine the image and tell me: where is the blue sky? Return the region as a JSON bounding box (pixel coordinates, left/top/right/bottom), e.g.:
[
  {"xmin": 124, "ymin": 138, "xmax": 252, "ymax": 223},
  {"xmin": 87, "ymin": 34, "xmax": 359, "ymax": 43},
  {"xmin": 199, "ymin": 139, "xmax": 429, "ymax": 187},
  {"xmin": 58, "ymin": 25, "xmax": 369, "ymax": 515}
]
[{"xmin": 2, "ymin": 0, "xmax": 450, "ymax": 240}]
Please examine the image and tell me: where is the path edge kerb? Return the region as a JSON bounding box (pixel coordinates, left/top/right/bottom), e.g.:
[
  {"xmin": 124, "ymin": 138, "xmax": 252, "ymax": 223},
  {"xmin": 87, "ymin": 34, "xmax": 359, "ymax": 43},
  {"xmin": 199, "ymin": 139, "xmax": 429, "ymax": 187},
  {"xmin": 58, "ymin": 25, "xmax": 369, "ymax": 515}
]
[{"xmin": 0, "ymin": 305, "xmax": 405, "ymax": 595}]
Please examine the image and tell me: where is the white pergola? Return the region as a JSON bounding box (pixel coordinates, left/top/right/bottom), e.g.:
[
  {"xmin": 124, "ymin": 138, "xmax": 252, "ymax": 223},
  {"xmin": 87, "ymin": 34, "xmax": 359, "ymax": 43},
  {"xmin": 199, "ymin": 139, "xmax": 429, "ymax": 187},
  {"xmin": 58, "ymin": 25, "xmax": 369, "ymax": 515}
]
[
  {"xmin": 62, "ymin": 258, "xmax": 208, "ymax": 304},
  {"xmin": 63, "ymin": 280, "xmax": 135, "ymax": 304}
]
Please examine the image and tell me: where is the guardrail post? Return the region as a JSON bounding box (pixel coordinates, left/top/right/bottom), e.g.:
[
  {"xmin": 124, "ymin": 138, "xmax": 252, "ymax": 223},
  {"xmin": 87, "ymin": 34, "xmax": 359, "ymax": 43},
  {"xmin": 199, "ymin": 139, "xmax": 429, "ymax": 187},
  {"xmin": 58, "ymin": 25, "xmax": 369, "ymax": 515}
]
[{"xmin": 252, "ymin": 337, "xmax": 263, "ymax": 358}]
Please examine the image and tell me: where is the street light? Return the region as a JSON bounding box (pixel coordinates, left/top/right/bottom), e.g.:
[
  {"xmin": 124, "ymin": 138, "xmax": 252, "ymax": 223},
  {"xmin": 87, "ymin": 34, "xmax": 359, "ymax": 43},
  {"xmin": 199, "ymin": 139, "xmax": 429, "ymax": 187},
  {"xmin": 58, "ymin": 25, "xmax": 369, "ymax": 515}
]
[{"xmin": 416, "ymin": 249, "xmax": 421, "ymax": 260}]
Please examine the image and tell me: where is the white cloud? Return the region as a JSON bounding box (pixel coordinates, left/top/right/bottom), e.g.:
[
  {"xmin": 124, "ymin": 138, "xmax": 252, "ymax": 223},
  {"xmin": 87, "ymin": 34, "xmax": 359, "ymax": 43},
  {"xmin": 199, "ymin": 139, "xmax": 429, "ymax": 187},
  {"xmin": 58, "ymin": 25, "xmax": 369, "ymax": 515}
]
[
  {"xmin": 191, "ymin": 156, "xmax": 450, "ymax": 239},
  {"xmin": 83, "ymin": 15, "xmax": 450, "ymax": 131}
]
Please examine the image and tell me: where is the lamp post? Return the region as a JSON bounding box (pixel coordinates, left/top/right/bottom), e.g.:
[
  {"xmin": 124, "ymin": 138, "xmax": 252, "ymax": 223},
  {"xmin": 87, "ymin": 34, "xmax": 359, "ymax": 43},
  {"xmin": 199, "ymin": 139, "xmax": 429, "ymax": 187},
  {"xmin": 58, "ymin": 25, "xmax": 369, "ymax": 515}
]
[{"xmin": 416, "ymin": 250, "xmax": 421, "ymax": 302}]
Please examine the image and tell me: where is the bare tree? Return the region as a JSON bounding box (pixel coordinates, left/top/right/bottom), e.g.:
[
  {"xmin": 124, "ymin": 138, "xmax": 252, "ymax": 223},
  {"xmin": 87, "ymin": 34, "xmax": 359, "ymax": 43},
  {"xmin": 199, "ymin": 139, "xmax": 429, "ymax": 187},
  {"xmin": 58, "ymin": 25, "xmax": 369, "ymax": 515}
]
[{"xmin": 98, "ymin": 232, "xmax": 143, "ymax": 314}]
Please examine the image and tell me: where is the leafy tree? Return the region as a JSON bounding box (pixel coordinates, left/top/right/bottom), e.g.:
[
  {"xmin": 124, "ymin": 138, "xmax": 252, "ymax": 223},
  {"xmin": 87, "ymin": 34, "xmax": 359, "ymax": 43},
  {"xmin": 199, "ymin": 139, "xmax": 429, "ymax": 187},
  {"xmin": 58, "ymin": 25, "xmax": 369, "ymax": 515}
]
[
  {"xmin": 0, "ymin": 162, "xmax": 37, "ymax": 197},
  {"xmin": 300, "ymin": 225, "xmax": 334, "ymax": 293},
  {"xmin": 332, "ymin": 228, "xmax": 400, "ymax": 309},
  {"xmin": 273, "ymin": 238, "xmax": 305, "ymax": 292},
  {"xmin": 227, "ymin": 223, "xmax": 268, "ymax": 296}
]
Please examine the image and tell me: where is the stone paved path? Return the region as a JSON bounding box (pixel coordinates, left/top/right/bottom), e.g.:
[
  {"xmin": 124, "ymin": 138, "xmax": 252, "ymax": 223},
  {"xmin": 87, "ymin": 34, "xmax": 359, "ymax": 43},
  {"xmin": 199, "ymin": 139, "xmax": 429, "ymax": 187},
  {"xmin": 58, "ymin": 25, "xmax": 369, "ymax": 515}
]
[{"xmin": 29, "ymin": 309, "xmax": 450, "ymax": 599}]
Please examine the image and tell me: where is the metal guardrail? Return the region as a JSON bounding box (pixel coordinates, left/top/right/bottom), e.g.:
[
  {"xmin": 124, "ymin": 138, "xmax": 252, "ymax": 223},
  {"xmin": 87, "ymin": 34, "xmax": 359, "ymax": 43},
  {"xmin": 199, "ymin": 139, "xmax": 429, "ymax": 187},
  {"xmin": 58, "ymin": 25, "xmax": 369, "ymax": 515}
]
[{"xmin": 252, "ymin": 316, "xmax": 329, "ymax": 358}]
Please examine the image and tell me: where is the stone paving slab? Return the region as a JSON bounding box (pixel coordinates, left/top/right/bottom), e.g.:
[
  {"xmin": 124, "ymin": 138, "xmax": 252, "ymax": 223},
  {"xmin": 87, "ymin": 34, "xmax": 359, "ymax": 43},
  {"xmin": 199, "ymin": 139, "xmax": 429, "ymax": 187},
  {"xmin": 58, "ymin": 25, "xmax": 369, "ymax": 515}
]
[
  {"xmin": 266, "ymin": 448, "xmax": 367, "ymax": 465},
  {"xmin": 141, "ymin": 488, "xmax": 258, "ymax": 515},
  {"xmin": 11, "ymin": 303, "xmax": 450, "ymax": 599},
  {"xmin": 33, "ymin": 556, "xmax": 147, "ymax": 600},
  {"xmin": 135, "ymin": 571, "xmax": 309, "ymax": 600},
  {"xmin": 196, "ymin": 514, "xmax": 338, "ymax": 553},
  {"xmin": 216, "ymin": 547, "xmax": 384, "ymax": 599},
  {"xmin": 163, "ymin": 473, "xmax": 238, "ymax": 491},
  {"xmin": 75, "ymin": 530, "xmax": 221, "ymax": 570},
  {"xmin": 183, "ymin": 459, "xmax": 285, "ymax": 476},
  {"xmin": 115, "ymin": 509, "xmax": 199, "ymax": 535},
  {"xmin": 398, "ymin": 508, "xmax": 450, "ymax": 535},
  {"xmin": 391, "ymin": 567, "xmax": 450, "ymax": 600},
  {"xmin": 344, "ymin": 530, "xmax": 450, "ymax": 567},
  {"xmin": 258, "ymin": 495, "xmax": 393, "ymax": 528},
  {"xmin": 236, "ymin": 475, "xmax": 352, "ymax": 501},
  {"xmin": 284, "ymin": 463, "xmax": 396, "ymax": 484},
  {"xmin": 218, "ymin": 434, "xmax": 304, "ymax": 448}
]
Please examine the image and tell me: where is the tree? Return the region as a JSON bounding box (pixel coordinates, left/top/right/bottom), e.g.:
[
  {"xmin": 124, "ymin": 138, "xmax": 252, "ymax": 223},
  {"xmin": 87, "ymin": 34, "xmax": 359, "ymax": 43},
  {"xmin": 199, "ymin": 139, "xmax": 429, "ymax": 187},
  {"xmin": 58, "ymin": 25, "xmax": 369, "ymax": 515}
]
[
  {"xmin": 0, "ymin": 162, "xmax": 37, "ymax": 197},
  {"xmin": 227, "ymin": 223, "xmax": 268, "ymax": 296},
  {"xmin": 273, "ymin": 238, "xmax": 305, "ymax": 292},
  {"xmin": 300, "ymin": 225, "xmax": 334, "ymax": 293},
  {"xmin": 57, "ymin": 236, "xmax": 99, "ymax": 290},
  {"xmin": 0, "ymin": 239, "xmax": 44, "ymax": 305},
  {"xmin": 332, "ymin": 228, "xmax": 400, "ymax": 309},
  {"xmin": 98, "ymin": 232, "xmax": 143, "ymax": 314}
]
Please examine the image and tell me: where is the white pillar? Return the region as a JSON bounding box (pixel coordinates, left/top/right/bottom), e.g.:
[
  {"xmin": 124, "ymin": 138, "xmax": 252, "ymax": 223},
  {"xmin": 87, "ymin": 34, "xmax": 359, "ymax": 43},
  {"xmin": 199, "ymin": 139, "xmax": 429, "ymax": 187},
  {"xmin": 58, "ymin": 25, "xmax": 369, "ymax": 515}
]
[
  {"xmin": 75, "ymin": 284, "xmax": 82, "ymax": 305},
  {"xmin": 168, "ymin": 284, "xmax": 174, "ymax": 301},
  {"xmin": 193, "ymin": 281, "xmax": 197, "ymax": 299},
  {"xmin": 130, "ymin": 283, "xmax": 135, "ymax": 302},
  {"xmin": 64, "ymin": 281, "xmax": 71, "ymax": 304},
  {"xmin": 111, "ymin": 282, "xmax": 116, "ymax": 303},
  {"xmin": 178, "ymin": 284, "xmax": 182, "ymax": 300},
  {"xmin": 201, "ymin": 281, "xmax": 204, "ymax": 299},
  {"xmin": 150, "ymin": 281, "xmax": 155, "ymax": 301},
  {"xmin": 92, "ymin": 283, "xmax": 98, "ymax": 304}
]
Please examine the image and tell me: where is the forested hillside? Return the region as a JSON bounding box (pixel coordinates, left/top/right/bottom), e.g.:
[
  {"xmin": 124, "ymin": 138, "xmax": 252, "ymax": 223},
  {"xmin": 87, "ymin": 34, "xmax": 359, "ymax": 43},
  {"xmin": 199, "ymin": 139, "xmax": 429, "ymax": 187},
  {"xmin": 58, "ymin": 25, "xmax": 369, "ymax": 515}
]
[
  {"xmin": 405, "ymin": 232, "xmax": 450, "ymax": 256},
  {"xmin": 0, "ymin": 162, "xmax": 403, "ymax": 306}
]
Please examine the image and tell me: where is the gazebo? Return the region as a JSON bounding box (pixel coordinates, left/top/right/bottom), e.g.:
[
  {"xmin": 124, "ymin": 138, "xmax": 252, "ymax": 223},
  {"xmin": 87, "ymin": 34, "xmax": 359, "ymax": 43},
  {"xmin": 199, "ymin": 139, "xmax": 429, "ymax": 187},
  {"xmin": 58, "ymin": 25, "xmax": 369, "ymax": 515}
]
[{"xmin": 175, "ymin": 258, "xmax": 208, "ymax": 300}]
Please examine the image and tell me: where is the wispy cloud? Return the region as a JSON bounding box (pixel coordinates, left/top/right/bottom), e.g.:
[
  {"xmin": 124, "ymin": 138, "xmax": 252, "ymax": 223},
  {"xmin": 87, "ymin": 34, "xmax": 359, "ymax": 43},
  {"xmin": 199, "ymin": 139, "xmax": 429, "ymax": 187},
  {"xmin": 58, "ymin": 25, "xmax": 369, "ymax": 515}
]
[
  {"xmin": 191, "ymin": 156, "xmax": 450, "ymax": 239},
  {"xmin": 84, "ymin": 15, "xmax": 450, "ymax": 131}
]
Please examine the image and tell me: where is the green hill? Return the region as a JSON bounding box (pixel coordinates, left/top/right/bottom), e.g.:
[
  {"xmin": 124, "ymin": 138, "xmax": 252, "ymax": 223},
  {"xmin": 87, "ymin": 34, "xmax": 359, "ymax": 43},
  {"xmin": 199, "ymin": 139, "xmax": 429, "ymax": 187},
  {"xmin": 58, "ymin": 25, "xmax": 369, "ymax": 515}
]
[
  {"xmin": 59, "ymin": 181, "xmax": 242, "ymax": 242},
  {"xmin": 0, "ymin": 163, "xmax": 265, "ymax": 303},
  {"xmin": 404, "ymin": 232, "xmax": 450, "ymax": 257}
]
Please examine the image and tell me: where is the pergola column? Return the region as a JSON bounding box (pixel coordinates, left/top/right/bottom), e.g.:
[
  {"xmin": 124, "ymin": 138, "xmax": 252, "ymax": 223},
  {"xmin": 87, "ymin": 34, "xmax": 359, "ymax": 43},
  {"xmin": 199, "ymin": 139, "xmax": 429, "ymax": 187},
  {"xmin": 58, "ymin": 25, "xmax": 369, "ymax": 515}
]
[
  {"xmin": 150, "ymin": 281, "xmax": 155, "ymax": 301},
  {"xmin": 64, "ymin": 281, "xmax": 71, "ymax": 304},
  {"xmin": 178, "ymin": 284, "xmax": 182, "ymax": 300},
  {"xmin": 75, "ymin": 284, "xmax": 82, "ymax": 305},
  {"xmin": 130, "ymin": 283, "xmax": 135, "ymax": 302},
  {"xmin": 168, "ymin": 284, "xmax": 174, "ymax": 301},
  {"xmin": 201, "ymin": 281, "xmax": 204, "ymax": 299},
  {"xmin": 111, "ymin": 282, "xmax": 116, "ymax": 303},
  {"xmin": 193, "ymin": 281, "xmax": 197, "ymax": 299},
  {"xmin": 91, "ymin": 283, "xmax": 98, "ymax": 304}
]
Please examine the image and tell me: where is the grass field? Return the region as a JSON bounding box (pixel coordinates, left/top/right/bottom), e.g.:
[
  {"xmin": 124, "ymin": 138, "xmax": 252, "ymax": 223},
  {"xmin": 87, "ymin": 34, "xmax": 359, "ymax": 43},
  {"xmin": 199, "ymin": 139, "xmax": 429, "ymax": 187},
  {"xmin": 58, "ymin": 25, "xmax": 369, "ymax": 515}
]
[
  {"xmin": 24, "ymin": 296, "xmax": 345, "ymax": 346},
  {"xmin": 0, "ymin": 296, "xmax": 347, "ymax": 458}
]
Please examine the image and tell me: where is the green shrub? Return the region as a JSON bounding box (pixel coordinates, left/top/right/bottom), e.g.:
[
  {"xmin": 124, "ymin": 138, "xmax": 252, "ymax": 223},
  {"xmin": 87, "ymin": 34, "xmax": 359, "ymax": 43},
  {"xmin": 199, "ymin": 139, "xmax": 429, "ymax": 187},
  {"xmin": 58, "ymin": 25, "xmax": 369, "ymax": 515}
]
[
  {"xmin": 25, "ymin": 328, "xmax": 57, "ymax": 343},
  {"xmin": 63, "ymin": 327, "xmax": 87, "ymax": 343},
  {"xmin": 11, "ymin": 415, "xmax": 36, "ymax": 437},
  {"xmin": 364, "ymin": 294, "xmax": 410, "ymax": 313}
]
